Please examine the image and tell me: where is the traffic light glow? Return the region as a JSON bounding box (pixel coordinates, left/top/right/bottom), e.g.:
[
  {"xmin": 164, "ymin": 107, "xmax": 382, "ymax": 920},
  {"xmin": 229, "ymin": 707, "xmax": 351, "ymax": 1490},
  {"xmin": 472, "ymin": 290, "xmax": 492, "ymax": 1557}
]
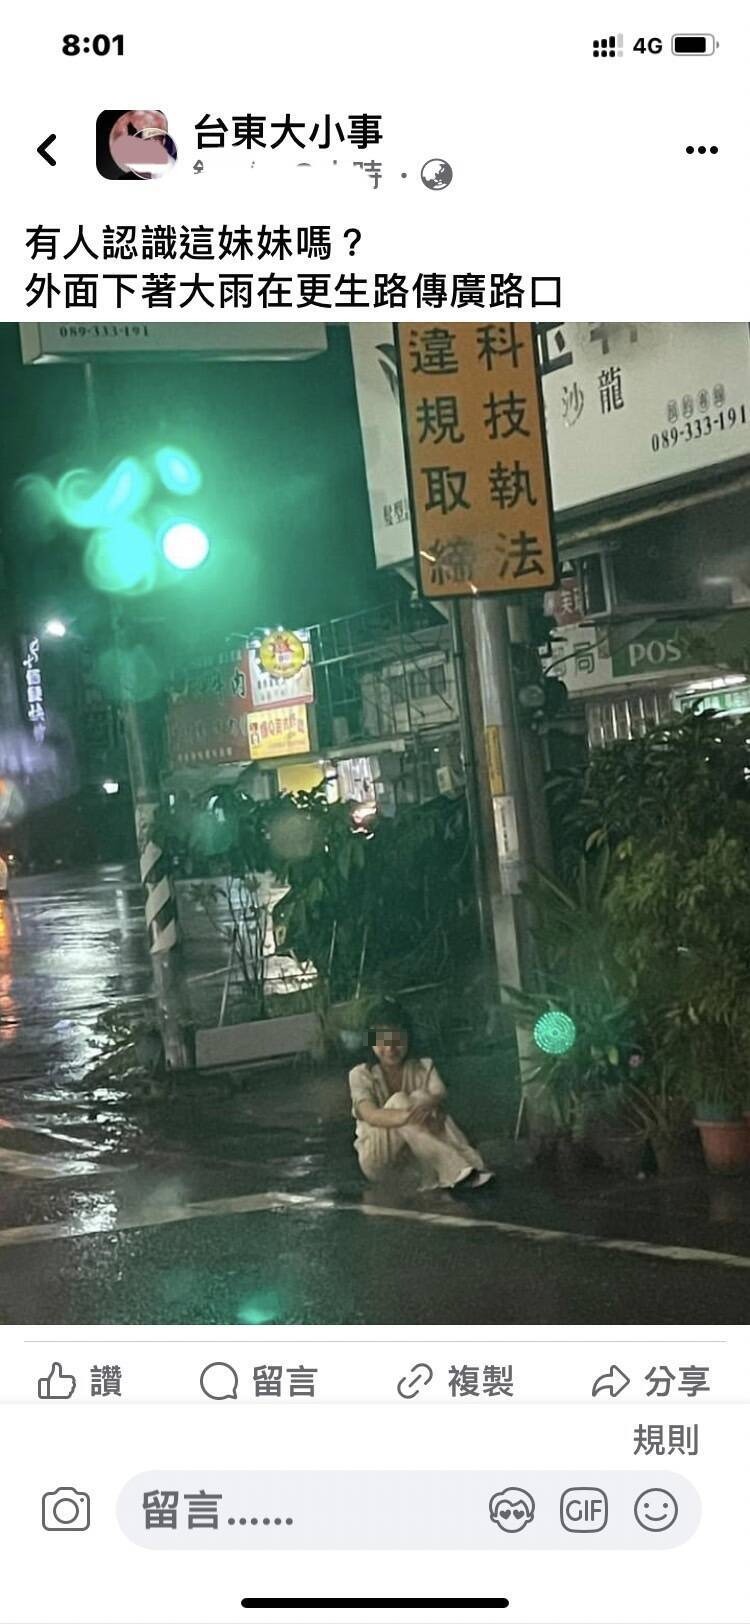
[
  {"xmin": 52, "ymin": 448, "xmax": 209, "ymax": 594},
  {"xmin": 154, "ymin": 446, "xmax": 203, "ymax": 495},
  {"xmin": 84, "ymin": 522, "xmax": 157, "ymax": 595},
  {"xmin": 160, "ymin": 520, "xmax": 210, "ymax": 571},
  {"xmin": 57, "ymin": 458, "xmax": 150, "ymax": 530},
  {"xmin": 533, "ymin": 1009, "xmax": 577, "ymax": 1056}
]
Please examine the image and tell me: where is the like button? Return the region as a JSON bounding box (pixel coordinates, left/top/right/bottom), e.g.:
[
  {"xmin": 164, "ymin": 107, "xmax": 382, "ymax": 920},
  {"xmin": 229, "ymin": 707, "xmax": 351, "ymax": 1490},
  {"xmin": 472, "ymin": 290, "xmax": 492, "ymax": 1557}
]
[{"xmin": 38, "ymin": 1362, "xmax": 76, "ymax": 1400}]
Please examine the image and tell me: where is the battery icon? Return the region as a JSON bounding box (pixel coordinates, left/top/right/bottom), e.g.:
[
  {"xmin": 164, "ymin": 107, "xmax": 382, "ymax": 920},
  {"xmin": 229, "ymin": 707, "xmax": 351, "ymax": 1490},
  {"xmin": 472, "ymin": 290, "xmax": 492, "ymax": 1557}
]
[{"xmin": 672, "ymin": 33, "xmax": 716, "ymax": 54}]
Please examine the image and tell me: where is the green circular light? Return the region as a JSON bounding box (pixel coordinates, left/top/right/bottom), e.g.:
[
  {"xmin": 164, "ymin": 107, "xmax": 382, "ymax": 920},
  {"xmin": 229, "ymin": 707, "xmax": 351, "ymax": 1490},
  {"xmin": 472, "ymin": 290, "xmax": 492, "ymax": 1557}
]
[
  {"xmin": 160, "ymin": 520, "xmax": 210, "ymax": 571},
  {"xmin": 154, "ymin": 446, "xmax": 203, "ymax": 496},
  {"xmin": 533, "ymin": 1010, "xmax": 577, "ymax": 1056},
  {"xmin": 83, "ymin": 522, "xmax": 156, "ymax": 595},
  {"xmin": 58, "ymin": 458, "xmax": 149, "ymax": 530}
]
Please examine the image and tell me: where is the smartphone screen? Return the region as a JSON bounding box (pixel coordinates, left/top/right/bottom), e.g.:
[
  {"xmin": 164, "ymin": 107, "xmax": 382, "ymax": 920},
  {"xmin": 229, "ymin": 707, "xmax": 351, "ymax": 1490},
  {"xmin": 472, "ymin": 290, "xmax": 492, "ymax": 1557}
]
[{"xmin": 0, "ymin": 5, "xmax": 747, "ymax": 1621}]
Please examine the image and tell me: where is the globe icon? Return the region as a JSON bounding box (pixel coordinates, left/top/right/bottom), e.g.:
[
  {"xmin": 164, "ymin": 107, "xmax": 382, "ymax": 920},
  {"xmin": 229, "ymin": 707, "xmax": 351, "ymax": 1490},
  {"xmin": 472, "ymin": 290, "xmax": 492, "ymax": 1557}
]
[{"xmin": 420, "ymin": 158, "xmax": 453, "ymax": 191}]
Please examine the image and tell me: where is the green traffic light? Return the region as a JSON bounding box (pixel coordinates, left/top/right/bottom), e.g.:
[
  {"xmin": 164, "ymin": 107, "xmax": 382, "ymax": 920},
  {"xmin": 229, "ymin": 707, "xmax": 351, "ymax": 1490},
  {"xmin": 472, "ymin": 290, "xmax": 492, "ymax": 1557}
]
[
  {"xmin": 83, "ymin": 522, "xmax": 157, "ymax": 595},
  {"xmin": 533, "ymin": 1010, "xmax": 577, "ymax": 1056},
  {"xmin": 160, "ymin": 520, "xmax": 210, "ymax": 571},
  {"xmin": 57, "ymin": 458, "xmax": 150, "ymax": 530},
  {"xmin": 154, "ymin": 446, "xmax": 203, "ymax": 496}
]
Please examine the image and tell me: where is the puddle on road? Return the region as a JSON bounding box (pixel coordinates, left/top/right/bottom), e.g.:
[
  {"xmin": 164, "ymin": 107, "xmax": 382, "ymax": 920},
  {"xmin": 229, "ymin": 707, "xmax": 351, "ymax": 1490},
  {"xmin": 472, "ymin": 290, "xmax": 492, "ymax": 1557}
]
[{"xmin": 0, "ymin": 1146, "xmax": 98, "ymax": 1180}]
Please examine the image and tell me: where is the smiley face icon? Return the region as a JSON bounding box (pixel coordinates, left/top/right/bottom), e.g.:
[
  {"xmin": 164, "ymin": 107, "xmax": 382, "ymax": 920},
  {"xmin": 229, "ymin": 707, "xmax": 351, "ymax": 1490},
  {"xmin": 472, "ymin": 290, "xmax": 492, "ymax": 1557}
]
[
  {"xmin": 634, "ymin": 1489, "xmax": 679, "ymax": 1532},
  {"xmin": 489, "ymin": 1487, "xmax": 536, "ymax": 1533}
]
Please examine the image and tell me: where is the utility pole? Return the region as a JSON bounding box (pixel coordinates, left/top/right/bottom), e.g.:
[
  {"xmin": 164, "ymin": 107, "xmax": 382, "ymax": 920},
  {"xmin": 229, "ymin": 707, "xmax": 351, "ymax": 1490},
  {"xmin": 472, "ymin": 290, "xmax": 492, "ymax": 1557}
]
[
  {"xmin": 449, "ymin": 603, "xmax": 496, "ymax": 976},
  {"xmin": 395, "ymin": 318, "xmax": 558, "ymax": 1090},
  {"xmin": 461, "ymin": 598, "xmax": 537, "ymax": 991},
  {"xmin": 460, "ymin": 596, "xmax": 552, "ymax": 1087},
  {"xmin": 84, "ymin": 364, "xmax": 193, "ymax": 1073}
]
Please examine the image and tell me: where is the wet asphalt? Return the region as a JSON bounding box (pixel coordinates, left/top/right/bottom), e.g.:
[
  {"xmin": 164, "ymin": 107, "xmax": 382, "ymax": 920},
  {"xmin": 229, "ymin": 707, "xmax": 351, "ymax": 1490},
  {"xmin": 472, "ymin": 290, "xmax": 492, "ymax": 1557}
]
[{"xmin": 0, "ymin": 868, "xmax": 748, "ymax": 1325}]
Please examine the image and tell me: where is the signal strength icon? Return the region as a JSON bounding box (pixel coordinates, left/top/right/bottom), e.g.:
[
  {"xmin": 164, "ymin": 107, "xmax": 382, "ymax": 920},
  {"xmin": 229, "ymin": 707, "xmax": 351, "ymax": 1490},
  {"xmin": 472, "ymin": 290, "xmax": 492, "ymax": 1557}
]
[{"xmin": 593, "ymin": 33, "xmax": 624, "ymax": 58}]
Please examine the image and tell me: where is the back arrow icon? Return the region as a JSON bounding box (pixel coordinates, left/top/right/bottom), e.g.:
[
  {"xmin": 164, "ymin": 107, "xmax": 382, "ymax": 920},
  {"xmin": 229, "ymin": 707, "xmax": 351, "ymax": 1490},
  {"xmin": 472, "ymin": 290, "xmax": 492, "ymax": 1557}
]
[
  {"xmin": 37, "ymin": 134, "xmax": 57, "ymax": 166},
  {"xmin": 592, "ymin": 1363, "xmax": 630, "ymax": 1398}
]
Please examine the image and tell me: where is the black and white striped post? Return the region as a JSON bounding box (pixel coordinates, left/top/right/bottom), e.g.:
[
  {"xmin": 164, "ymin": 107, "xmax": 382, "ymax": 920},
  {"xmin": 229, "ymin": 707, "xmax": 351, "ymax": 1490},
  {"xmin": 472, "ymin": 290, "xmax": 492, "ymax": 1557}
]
[
  {"xmin": 139, "ymin": 818, "xmax": 179, "ymax": 956},
  {"xmin": 81, "ymin": 373, "xmax": 191, "ymax": 1071},
  {"xmin": 117, "ymin": 622, "xmax": 192, "ymax": 1073}
]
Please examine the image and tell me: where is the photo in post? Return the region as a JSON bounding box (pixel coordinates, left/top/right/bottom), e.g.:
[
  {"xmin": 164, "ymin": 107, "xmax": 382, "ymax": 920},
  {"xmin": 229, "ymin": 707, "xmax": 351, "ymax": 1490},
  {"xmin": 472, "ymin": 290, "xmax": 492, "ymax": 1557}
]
[{"xmin": 0, "ymin": 319, "xmax": 749, "ymax": 1325}]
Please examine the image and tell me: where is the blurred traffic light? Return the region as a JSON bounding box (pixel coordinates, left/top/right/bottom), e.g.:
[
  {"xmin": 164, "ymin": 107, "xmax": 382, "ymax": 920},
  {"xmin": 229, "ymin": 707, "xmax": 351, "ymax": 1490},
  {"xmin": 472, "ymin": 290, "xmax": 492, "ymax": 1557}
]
[
  {"xmin": 54, "ymin": 447, "xmax": 211, "ymax": 595},
  {"xmin": 533, "ymin": 1010, "xmax": 577, "ymax": 1056},
  {"xmin": 84, "ymin": 522, "xmax": 156, "ymax": 595},
  {"xmin": 57, "ymin": 457, "xmax": 151, "ymax": 531},
  {"xmin": 153, "ymin": 447, "xmax": 203, "ymax": 496},
  {"xmin": 160, "ymin": 520, "xmax": 210, "ymax": 571}
]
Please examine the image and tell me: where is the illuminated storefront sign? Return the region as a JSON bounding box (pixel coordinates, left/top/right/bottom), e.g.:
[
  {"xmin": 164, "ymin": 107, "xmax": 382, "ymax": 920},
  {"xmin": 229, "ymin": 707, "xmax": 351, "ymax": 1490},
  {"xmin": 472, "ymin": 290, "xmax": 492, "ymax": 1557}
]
[
  {"xmin": 21, "ymin": 637, "xmax": 46, "ymax": 742},
  {"xmin": 249, "ymin": 630, "xmax": 314, "ymax": 710},
  {"xmin": 248, "ymin": 703, "xmax": 311, "ymax": 760}
]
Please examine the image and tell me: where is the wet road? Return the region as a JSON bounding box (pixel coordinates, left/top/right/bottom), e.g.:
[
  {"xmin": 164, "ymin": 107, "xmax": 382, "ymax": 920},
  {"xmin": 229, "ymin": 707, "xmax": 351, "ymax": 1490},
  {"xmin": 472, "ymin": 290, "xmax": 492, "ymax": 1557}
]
[{"xmin": 0, "ymin": 869, "xmax": 749, "ymax": 1325}]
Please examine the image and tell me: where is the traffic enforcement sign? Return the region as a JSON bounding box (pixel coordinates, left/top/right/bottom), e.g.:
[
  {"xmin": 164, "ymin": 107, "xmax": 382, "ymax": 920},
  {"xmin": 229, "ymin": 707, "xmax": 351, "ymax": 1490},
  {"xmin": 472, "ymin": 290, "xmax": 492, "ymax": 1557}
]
[{"xmin": 396, "ymin": 323, "xmax": 557, "ymax": 599}]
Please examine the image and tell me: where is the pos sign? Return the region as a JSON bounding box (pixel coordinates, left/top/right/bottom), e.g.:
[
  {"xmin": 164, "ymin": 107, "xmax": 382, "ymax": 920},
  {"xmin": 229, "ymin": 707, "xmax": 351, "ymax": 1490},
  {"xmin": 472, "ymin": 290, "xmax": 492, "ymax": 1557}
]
[{"xmin": 396, "ymin": 322, "xmax": 557, "ymax": 600}]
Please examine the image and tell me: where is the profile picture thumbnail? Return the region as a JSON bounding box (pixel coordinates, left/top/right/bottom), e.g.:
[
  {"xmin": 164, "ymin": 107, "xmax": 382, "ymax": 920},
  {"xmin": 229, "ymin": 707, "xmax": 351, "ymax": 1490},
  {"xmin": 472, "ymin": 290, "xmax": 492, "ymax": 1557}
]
[{"xmin": 96, "ymin": 110, "xmax": 177, "ymax": 179}]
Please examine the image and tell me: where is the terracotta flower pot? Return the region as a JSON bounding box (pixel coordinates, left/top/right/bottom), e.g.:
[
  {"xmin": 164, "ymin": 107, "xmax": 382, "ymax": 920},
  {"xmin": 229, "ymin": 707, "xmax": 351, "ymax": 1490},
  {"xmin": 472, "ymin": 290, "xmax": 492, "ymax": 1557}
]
[{"xmin": 694, "ymin": 1117, "xmax": 750, "ymax": 1176}]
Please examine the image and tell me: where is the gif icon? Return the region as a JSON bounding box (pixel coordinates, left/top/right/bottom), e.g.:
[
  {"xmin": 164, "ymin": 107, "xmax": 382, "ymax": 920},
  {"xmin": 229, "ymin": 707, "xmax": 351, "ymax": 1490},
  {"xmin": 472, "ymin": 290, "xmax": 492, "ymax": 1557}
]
[{"xmin": 560, "ymin": 1487, "xmax": 609, "ymax": 1533}]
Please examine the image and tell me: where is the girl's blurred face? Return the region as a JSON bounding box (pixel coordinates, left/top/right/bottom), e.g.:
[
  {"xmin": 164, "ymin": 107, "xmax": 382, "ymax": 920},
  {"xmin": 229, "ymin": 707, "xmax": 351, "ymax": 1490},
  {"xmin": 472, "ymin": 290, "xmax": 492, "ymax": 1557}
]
[{"xmin": 373, "ymin": 1027, "xmax": 409, "ymax": 1068}]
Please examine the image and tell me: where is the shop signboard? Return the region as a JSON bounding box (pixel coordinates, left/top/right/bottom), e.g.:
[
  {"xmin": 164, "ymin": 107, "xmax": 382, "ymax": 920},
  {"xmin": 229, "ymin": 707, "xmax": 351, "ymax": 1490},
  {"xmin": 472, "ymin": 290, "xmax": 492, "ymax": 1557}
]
[
  {"xmin": 19, "ymin": 323, "xmax": 328, "ymax": 364},
  {"xmin": 364, "ymin": 323, "xmax": 750, "ymax": 567},
  {"xmin": 350, "ymin": 322, "xmax": 413, "ymax": 570},
  {"xmin": 167, "ymin": 646, "xmax": 254, "ymax": 769},
  {"xmin": 167, "ymin": 705, "xmax": 254, "ymax": 768},
  {"xmin": 674, "ymin": 682, "xmax": 750, "ymax": 717},
  {"xmin": 248, "ymin": 703, "xmax": 310, "ymax": 760},
  {"xmin": 540, "ymin": 322, "xmax": 750, "ymax": 512},
  {"xmin": 20, "ymin": 635, "xmax": 46, "ymax": 742},
  {"xmin": 547, "ymin": 608, "xmax": 750, "ymax": 695},
  {"xmin": 170, "ymin": 648, "xmax": 252, "ymax": 705},
  {"xmin": 248, "ymin": 630, "xmax": 314, "ymax": 710}
]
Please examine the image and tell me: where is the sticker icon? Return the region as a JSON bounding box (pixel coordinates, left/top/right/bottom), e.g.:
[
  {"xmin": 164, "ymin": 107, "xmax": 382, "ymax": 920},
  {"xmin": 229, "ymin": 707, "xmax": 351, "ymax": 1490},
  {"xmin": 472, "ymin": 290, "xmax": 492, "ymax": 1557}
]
[{"xmin": 489, "ymin": 1487, "xmax": 535, "ymax": 1533}]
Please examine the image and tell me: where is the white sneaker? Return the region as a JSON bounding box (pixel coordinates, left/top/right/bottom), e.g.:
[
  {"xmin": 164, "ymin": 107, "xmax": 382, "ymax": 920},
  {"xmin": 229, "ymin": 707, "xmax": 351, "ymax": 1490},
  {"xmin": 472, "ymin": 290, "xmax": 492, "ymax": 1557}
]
[{"xmin": 450, "ymin": 1166, "xmax": 476, "ymax": 1189}]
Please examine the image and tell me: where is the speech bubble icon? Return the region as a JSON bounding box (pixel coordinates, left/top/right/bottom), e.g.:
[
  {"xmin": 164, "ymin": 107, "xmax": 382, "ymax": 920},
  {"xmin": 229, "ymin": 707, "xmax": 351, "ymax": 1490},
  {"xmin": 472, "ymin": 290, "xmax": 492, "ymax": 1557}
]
[{"xmin": 199, "ymin": 1361, "xmax": 239, "ymax": 1401}]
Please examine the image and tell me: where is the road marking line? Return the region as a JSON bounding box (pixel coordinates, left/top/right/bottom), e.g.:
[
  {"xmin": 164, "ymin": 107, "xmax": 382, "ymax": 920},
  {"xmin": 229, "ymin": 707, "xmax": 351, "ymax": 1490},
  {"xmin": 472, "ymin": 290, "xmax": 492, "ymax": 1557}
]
[
  {"xmin": 0, "ymin": 1147, "xmax": 97, "ymax": 1181},
  {"xmin": 0, "ymin": 1187, "xmax": 748, "ymax": 1270}
]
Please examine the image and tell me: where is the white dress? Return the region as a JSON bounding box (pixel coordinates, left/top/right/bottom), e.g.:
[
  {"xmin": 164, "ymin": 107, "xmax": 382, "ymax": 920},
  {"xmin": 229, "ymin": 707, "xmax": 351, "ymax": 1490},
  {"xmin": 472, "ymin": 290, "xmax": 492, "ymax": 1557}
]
[{"xmin": 348, "ymin": 1056, "xmax": 488, "ymax": 1191}]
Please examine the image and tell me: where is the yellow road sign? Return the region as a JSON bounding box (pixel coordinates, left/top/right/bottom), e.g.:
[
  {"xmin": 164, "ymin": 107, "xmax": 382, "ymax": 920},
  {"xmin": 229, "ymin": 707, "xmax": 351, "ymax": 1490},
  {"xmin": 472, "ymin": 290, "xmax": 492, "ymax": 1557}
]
[{"xmin": 396, "ymin": 323, "xmax": 557, "ymax": 599}]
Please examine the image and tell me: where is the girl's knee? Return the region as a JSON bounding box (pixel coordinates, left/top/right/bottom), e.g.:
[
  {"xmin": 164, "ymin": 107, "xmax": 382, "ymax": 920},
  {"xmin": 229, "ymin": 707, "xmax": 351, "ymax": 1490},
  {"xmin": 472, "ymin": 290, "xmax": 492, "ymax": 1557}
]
[
  {"xmin": 384, "ymin": 1090, "xmax": 410, "ymax": 1109},
  {"xmin": 357, "ymin": 1151, "xmax": 387, "ymax": 1183}
]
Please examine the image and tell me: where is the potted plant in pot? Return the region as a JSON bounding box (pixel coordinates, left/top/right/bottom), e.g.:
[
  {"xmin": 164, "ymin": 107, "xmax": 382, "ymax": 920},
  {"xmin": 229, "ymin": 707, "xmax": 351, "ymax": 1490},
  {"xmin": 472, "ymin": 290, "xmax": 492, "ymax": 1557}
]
[
  {"xmin": 582, "ymin": 1079, "xmax": 649, "ymax": 1178},
  {"xmin": 576, "ymin": 714, "xmax": 750, "ymax": 1178},
  {"xmin": 509, "ymin": 995, "xmax": 645, "ymax": 1178},
  {"xmin": 508, "ymin": 852, "xmax": 646, "ymax": 1177},
  {"xmin": 623, "ymin": 1063, "xmax": 698, "ymax": 1177},
  {"xmin": 689, "ymin": 1034, "xmax": 749, "ymax": 1175}
]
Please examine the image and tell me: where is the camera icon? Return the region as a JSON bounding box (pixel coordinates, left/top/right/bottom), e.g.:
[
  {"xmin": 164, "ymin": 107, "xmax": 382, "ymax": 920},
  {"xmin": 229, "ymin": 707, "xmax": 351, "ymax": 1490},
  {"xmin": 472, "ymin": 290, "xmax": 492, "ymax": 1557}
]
[{"xmin": 41, "ymin": 1487, "xmax": 90, "ymax": 1532}]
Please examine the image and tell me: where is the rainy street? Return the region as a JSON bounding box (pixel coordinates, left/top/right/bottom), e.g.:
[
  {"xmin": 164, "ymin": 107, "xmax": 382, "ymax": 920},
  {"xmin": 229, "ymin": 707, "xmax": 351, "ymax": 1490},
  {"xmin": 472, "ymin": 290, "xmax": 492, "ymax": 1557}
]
[{"xmin": 0, "ymin": 870, "xmax": 749, "ymax": 1326}]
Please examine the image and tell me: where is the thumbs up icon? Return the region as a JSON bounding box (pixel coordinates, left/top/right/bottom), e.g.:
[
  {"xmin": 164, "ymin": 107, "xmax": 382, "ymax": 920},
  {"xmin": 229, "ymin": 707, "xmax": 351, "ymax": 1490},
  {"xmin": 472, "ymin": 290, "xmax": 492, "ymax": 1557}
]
[{"xmin": 38, "ymin": 1363, "xmax": 76, "ymax": 1400}]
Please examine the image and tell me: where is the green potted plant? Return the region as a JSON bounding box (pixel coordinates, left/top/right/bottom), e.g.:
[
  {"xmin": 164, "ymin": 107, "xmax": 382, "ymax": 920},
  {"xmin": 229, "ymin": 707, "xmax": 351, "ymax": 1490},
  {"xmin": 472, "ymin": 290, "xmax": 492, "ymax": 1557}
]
[
  {"xmin": 623, "ymin": 1064, "xmax": 697, "ymax": 1177},
  {"xmin": 688, "ymin": 1031, "xmax": 749, "ymax": 1175},
  {"xmin": 508, "ymin": 853, "xmax": 646, "ymax": 1177},
  {"xmin": 576, "ymin": 713, "xmax": 750, "ymax": 1178}
]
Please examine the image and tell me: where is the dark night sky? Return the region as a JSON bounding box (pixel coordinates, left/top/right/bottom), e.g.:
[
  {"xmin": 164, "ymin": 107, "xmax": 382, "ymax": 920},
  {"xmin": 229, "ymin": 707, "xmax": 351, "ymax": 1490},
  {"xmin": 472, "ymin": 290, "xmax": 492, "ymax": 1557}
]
[{"xmin": 0, "ymin": 324, "xmax": 381, "ymax": 658}]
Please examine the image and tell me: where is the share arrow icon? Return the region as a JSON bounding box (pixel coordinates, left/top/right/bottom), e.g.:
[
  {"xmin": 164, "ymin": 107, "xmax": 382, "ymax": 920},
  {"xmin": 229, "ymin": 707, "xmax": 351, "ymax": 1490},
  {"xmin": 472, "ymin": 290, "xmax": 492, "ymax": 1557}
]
[{"xmin": 592, "ymin": 1363, "xmax": 631, "ymax": 1398}]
